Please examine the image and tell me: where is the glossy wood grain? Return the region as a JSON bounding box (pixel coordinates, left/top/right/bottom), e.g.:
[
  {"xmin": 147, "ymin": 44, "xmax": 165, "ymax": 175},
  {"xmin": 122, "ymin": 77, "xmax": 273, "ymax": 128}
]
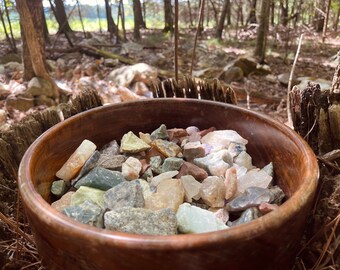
[{"xmin": 18, "ymin": 99, "xmax": 319, "ymax": 270}]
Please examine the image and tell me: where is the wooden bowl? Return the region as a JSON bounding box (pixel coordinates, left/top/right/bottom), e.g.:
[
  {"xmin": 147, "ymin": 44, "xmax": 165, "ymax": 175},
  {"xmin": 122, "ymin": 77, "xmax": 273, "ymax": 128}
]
[{"xmin": 19, "ymin": 99, "xmax": 319, "ymax": 270}]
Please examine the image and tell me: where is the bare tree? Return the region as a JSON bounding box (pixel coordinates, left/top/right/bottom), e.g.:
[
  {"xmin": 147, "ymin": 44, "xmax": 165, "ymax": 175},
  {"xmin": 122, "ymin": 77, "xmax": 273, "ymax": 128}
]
[
  {"xmin": 133, "ymin": 0, "xmax": 143, "ymax": 39},
  {"xmin": 52, "ymin": 0, "xmax": 73, "ymax": 34},
  {"xmin": 254, "ymin": 0, "xmax": 271, "ymax": 63},
  {"xmin": 0, "ymin": 6, "xmax": 15, "ymax": 51},
  {"xmin": 314, "ymin": 0, "xmax": 326, "ymax": 32},
  {"xmin": 163, "ymin": 0, "xmax": 174, "ymax": 32},
  {"xmin": 246, "ymin": 0, "xmax": 257, "ymax": 25},
  {"xmin": 105, "ymin": 0, "xmax": 118, "ymax": 37},
  {"xmin": 215, "ymin": 0, "xmax": 230, "ymax": 39},
  {"xmin": 3, "ymin": 0, "xmax": 17, "ymax": 52}
]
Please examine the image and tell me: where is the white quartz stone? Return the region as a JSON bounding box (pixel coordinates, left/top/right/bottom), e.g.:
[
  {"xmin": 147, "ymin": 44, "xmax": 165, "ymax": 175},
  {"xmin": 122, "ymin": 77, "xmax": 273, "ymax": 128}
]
[
  {"xmin": 176, "ymin": 203, "xmax": 229, "ymax": 234},
  {"xmin": 122, "ymin": 157, "xmax": 142, "ymax": 180},
  {"xmin": 234, "ymin": 151, "xmax": 253, "ymax": 170},
  {"xmin": 56, "ymin": 139, "xmax": 97, "ymax": 181},
  {"xmin": 138, "ymin": 179, "xmax": 153, "ymax": 199},
  {"xmin": 150, "ymin": 170, "xmax": 179, "ymax": 186},
  {"xmin": 180, "ymin": 175, "xmax": 202, "ymax": 202},
  {"xmin": 201, "ymin": 130, "xmax": 248, "ymax": 152},
  {"xmin": 237, "ymin": 169, "xmax": 273, "ymax": 194}
]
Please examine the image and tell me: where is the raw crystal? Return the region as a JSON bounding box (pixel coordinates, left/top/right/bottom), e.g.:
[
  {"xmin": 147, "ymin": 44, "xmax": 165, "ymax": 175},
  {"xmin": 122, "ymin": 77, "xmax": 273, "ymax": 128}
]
[
  {"xmin": 63, "ymin": 200, "xmax": 103, "ymax": 228},
  {"xmin": 51, "ymin": 191, "xmax": 75, "ymax": 212},
  {"xmin": 224, "ymin": 167, "xmax": 238, "ymax": 201},
  {"xmin": 139, "ymin": 132, "xmax": 152, "ymax": 144},
  {"xmin": 145, "ymin": 178, "xmax": 184, "ymax": 211},
  {"xmin": 193, "ymin": 149, "xmax": 232, "ymax": 176},
  {"xmin": 234, "ymin": 151, "xmax": 253, "ymax": 170},
  {"xmin": 176, "ymin": 161, "xmax": 208, "ymax": 182},
  {"xmin": 150, "ymin": 156, "xmax": 163, "ymax": 174},
  {"xmin": 104, "ymin": 180, "xmax": 144, "ymax": 210},
  {"xmin": 51, "ymin": 179, "xmax": 69, "ymax": 197},
  {"xmin": 56, "ymin": 139, "xmax": 97, "ymax": 181},
  {"xmin": 176, "ymin": 203, "xmax": 228, "ymax": 234},
  {"xmin": 237, "ymin": 169, "xmax": 273, "ymax": 194},
  {"xmin": 183, "ymin": 141, "xmax": 205, "ymax": 161},
  {"xmin": 261, "ymin": 162, "xmax": 274, "ymax": 177},
  {"xmin": 137, "ymin": 179, "xmax": 153, "ymax": 198},
  {"xmin": 258, "ymin": 202, "xmax": 279, "ymax": 215},
  {"xmin": 150, "ymin": 170, "xmax": 178, "ymax": 186},
  {"xmin": 104, "ymin": 207, "xmax": 177, "ymax": 235},
  {"xmin": 199, "ymin": 176, "xmax": 226, "ymax": 208},
  {"xmin": 72, "ymin": 150, "xmax": 100, "ymax": 185},
  {"xmin": 74, "ymin": 167, "xmax": 125, "ymax": 191},
  {"xmin": 150, "ymin": 124, "xmax": 168, "ymax": 140},
  {"xmin": 120, "ymin": 131, "xmax": 151, "ymax": 153},
  {"xmin": 210, "ymin": 208, "xmax": 229, "ymax": 223},
  {"xmin": 97, "ymin": 154, "xmax": 126, "ymax": 171},
  {"xmin": 100, "ymin": 140, "xmax": 120, "ymax": 156},
  {"xmin": 71, "ymin": 186, "xmax": 105, "ymax": 208},
  {"xmin": 227, "ymin": 142, "xmax": 246, "ymax": 158},
  {"xmin": 151, "ymin": 139, "xmax": 182, "ymax": 157},
  {"xmin": 161, "ymin": 157, "xmax": 184, "ymax": 172},
  {"xmin": 180, "ymin": 175, "xmax": 202, "ymax": 202},
  {"xmin": 201, "ymin": 130, "xmax": 248, "ymax": 152},
  {"xmin": 228, "ymin": 207, "xmax": 262, "ymax": 227},
  {"xmin": 122, "ymin": 157, "xmax": 142, "ymax": 180}
]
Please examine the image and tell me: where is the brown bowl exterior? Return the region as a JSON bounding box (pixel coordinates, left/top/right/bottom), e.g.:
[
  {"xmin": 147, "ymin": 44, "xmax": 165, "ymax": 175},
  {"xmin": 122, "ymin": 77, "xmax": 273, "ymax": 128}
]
[{"xmin": 18, "ymin": 99, "xmax": 319, "ymax": 270}]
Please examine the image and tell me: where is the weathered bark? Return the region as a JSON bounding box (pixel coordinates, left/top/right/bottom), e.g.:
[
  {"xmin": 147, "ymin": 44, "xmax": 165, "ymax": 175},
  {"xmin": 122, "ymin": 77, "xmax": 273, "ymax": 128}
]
[
  {"xmin": 254, "ymin": 0, "xmax": 271, "ymax": 63},
  {"xmin": 247, "ymin": 0, "xmax": 257, "ymax": 25},
  {"xmin": 105, "ymin": 0, "xmax": 118, "ymax": 36},
  {"xmin": 16, "ymin": 0, "xmax": 50, "ymax": 82},
  {"xmin": 215, "ymin": 0, "xmax": 230, "ymax": 39},
  {"xmin": 53, "ymin": 0, "xmax": 73, "ymax": 34},
  {"xmin": 133, "ymin": 0, "xmax": 143, "ymax": 40},
  {"xmin": 163, "ymin": 0, "xmax": 174, "ymax": 32}
]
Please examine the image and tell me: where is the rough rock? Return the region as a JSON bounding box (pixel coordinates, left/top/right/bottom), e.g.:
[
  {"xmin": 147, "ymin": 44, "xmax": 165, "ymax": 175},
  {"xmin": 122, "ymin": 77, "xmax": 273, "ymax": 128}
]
[
  {"xmin": 63, "ymin": 200, "xmax": 104, "ymax": 228},
  {"xmin": 122, "ymin": 157, "xmax": 142, "ymax": 180},
  {"xmin": 180, "ymin": 175, "xmax": 202, "ymax": 202},
  {"xmin": 161, "ymin": 157, "xmax": 184, "ymax": 172},
  {"xmin": 150, "ymin": 170, "xmax": 179, "ymax": 187},
  {"xmin": 150, "ymin": 124, "xmax": 169, "ymax": 140},
  {"xmin": 97, "ymin": 154, "xmax": 126, "ymax": 170},
  {"xmin": 224, "ymin": 167, "xmax": 238, "ymax": 201},
  {"xmin": 137, "ymin": 179, "xmax": 153, "ymax": 198},
  {"xmin": 177, "ymin": 161, "xmax": 208, "ymax": 181},
  {"xmin": 51, "ymin": 191, "xmax": 75, "ymax": 212},
  {"xmin": 26, "ymin": 77, "xmax": 55, "ymax": 97},
  {"xmin": 201, "ymin": 130, "xmax": 248, "ymax": 152},
  {"xmin": 139, "ymin": 132, "xmax": 152, "ymax": 144},
  {"xmin": 56, "ymin": 139, "xmax": 97, "ymax": 181},
  {"xmin": 51, "ymin": 180, "xmax": 69, "ymax": 197},
  {"xmin": 193, "ymin": 149, "xmax": 232, "ymax": 176},
  {"xmin": 258, "ymin": 202, "xmax": 279, "ymax": 214},
  {"xmin": 4, "ymin": 62, "xmax": 23, "ymax": 72},
  {"xmin": 74, "ymin": 167, "xmax": 125, "ymax": 191},
  {"xmin": 218, "ymin": 66, "xmax": 244, "ymax": 83},
  {"xmin": 176, "ymin": 203, "xmax": 228, "ymax": 234},
  {"xmin": 261, "ymin": 162, "xmax": 274, "ymax": 177},
  {"xmin": 104, "ymin": 58, "xmax": 119, "ymax": 67},
  {"xmin": 234, "ymin": 151, "xmax": 253, "ymax": 170},
  {"xmin": 151, "ymin": 139, "xmax": 182, "ymax": 157},
  {"xmin": 167, "ymin": 128, "xmax": 188, "ymax": 141},
  {"xmin": 228, "ymin": 142, "xmax": 246, "ymax": 158},
  {"xmin": 278, "ymin": 73, "xmax": 300, "ymax": 86},
  {"xmin": 213, "ymin": 208, "xmax": 229, "ymax": 223},
  {"xmin": 72, "ymin": 151, "xmax": 100, "ymax": 185},
  {"xmin": 145, "ymin": 178, "xmax": 184, "ymax": 211},
  {"xmin": 228, "ymin": 207, "xmax": 262, "ymax": 227},
  {"xmin": 104, "ymin": 207, "xmax": 177, "ymax": 235},
  {"xmin": 200, "ymin": 176, "xmax": 226, "ymax": 208},
  {"xmin": 150, "ymin": 156, "xmax": 163, "ymax": 174},
  {"xmin": 296, "ymin": 77, "xmax": 332, "ymax": 91},
  {"xmin": 237, "ymin": 169, "xmax": 273, "ymax": 194},
  {"xmin": 183, "ymin": 141, "xmax": 206, "ymax": 161},
  {"xmin": 71, "ymin": 186, "xmax": 105, "ymax": 208},
  {"xmin": 6, "ymin": 93, "xmax": 34, "ymax": 111},
  {"xmin": 104, "ymin": 180, "xmax": 144, "ymax": 210},
  {"xmin": 120, "ymin": 131, "xmax": 151, "ymax": 153}
]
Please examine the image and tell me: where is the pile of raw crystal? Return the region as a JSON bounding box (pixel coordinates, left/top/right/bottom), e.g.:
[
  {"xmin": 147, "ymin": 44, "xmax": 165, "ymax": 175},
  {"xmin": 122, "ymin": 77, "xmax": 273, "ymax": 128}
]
[{"xmin": 50, "ymin": 124, "xmax": 285, "ymax": 235}]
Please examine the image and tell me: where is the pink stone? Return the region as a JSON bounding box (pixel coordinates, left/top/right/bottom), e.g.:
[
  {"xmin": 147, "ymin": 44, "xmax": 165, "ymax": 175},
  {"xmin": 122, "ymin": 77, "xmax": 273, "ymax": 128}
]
[
  {"xmin": 224, "ymin": 167, "xmax": 238, "ymax": 201},
  {"xmin": 237, "ymin": 169, "xmax": 273, "ymax": 194},
  {"xmin": 199, "ymin": 126, "xmax": 216, "ymax": 137},
  {"xmin": 176, "ymin": 161, "xmax": 208, "ymax": 182},
  {"xmin": 167, "ymin": 128, "xmax": 188, "ymax": 141},
  {"xmin": 258, "ymin": 202, "xmax": 279, "ymax": 215},
  {"xmin": 199, "ymin": 176, "xmax": 226, "ymax": 208},
  {"xmin": 51, "ymin": 191, "xmax": 75, "ymax": 212},
  {"xmin": 122, "ymin": 157, "xmax": 142, "ymax": 180}
]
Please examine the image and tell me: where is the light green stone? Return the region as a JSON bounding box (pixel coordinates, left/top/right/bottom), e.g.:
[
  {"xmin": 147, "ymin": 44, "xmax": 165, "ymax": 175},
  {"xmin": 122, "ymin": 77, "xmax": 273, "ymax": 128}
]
[
  {"xmin": 162, "ymin": 157, "xmax": 184, "ymax": 172},
  {"xmin": 150, "ymin": 124, "xmax": 168, "ymax": 140},
  {"xmin": 120, "ymin": 131, "xmax": 151, "ymax": 153},
  {"xmin": 71, "ymin": 186, "xmax": 105, "ymax": 208},
  {"xmin": 51, "ymin": 180, "xmax": 69, "ymax": 197}
]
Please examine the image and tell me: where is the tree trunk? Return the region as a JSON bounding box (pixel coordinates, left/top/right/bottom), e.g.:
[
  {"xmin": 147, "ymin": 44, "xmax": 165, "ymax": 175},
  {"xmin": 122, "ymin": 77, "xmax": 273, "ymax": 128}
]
[
  {"xmin": 54, "ymin": 0, "xmax": 73, "ymax": 34},
  {"xmin": 314, "ymin": 0, "xmax": 326, "ymax": 32},
  {"xmin": 105, "ymin": 0, "xmax": 118, "ymax": 37},
  {"xmin": 333, "ymin": 3, "xmax": 340, "ymax": 31},
  {"xmin": 4, "ymin": 0, "xmax": 17, "ymax": 52},
  {"xmin": 76, "ymin": 0, "xmax": 86, "ymax": 38},
  {"xmin": 209, "ymin": 0, "xmax": 218, "ymax": 27},
  {"xmin": 0, "ymin": 7, "xmax": 14, "ymax": 51},
  {"xmin": 133, "ymin": 0, "xmax": 143, "ymax": 40},
  {"xmin": 270, "ymin": 1, "xmax": 275, "ymax": 25},
  {"xmin": 322, "ymin": 0, "xmax": 331, "ymax": 42},
  {"xmin": 188, "ymin": 0, "xmax": 193, "ymax": 27},
  {"xmin": 254, "ymin": 0, "xmax": 271, "ymax": 63},
  {"xmin": 163, "ymin": 0, "xmax": 174, "ymax": 32},
  {"xmin": 197, "ymin": 0, "xmax": 204, "ymax": 36},
  {"xmin": 96, "ymin": 1, "xmax": 102, "ymax": 33},
  {"xmin": 42, "ymin": 6, "xmax": 50, "ymax": 44},
  {"xmin": 226, "ymin": 0, "xmax": 231, "ymax": 25},
  {"xmin": 119, "ymin": 0, "xmax": 127, "ymax": 41},
  {"xmin": 280, "ymin": 0, "xmax": 289, "ymax": 26},
  {"xmin": 247, "ymin": 0, "xmax": 257, "ymax": 25},
  {"xmin": 215, "ymin": 0, "xmax": 230, "ymax": 39}
]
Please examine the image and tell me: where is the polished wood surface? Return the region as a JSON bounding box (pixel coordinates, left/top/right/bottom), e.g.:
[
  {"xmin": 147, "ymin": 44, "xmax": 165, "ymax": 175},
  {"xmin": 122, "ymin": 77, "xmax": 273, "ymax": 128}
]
[{"xmin": 18, "ymin": 99, "xmax": 319, "ymax": 270}]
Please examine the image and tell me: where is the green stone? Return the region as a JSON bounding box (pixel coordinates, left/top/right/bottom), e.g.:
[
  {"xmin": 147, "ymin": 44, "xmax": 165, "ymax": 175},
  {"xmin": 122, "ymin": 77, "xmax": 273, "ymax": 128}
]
[
  {"xmin": 51, "ymin": 180, "xmax": 69, "ymax": 197},
  {"xmin": 71, "ymin": 186, "xmax": 105, "ymax": 208},
  {"xmin": 120, "ymin": 131, "xmax": 151, "ymax": 153},
  {"xmin": 150, "ymin": 156, "xmax": 163, "ymax": 174},
  {"xmin": 74, "ymin": 167, "xmax": 125, "ymax": 191},
  {"xmin": 162, "ymin": 157, "xmax": 184, "ymax": 172},
  {"xmin": 150, "ymin": 124, "xmax": 168, "ymax": 140}
]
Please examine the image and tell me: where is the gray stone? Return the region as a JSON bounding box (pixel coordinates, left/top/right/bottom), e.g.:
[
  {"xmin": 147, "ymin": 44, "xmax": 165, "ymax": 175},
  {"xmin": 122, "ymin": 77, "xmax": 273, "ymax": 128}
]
[
  {"xmin": 141, "ymin": 167, "xmax": 153, "ymax": 181},
  {"xmin": 104, "ymin": 207, "xmax": 177, "ymax": 235},
  {"xmin": 232, "ymin": 57, "xmax": 257, "ymax": 76},
  {"xmin": 0, "ymin": 65, "xmax": 5, "ymax": 75},
  {"xmin": 74, "ymin": 167, "xmax": 125, "ymax": 191},
  {"xmin": 219, "ymin": 66, "xmax": 244, "ymax": 83},
  {"xmin": 228, "ymin": 207, "xmax": 262, "ymax": 227},
  {"xmin": 104, "ymin": 180, "xmax": 144, "ymax": 210},
  {"xmin": 269, "ymin": 185, "xmax": 285, "ymax": 204},
  {"xmin": 278, "ymin": 73, "xmax": 300, "ymax": 86},
  {"xmin": 26, "ymin": 77, "xmax": 55, "ymax": 97},
  {"xmin": 150, "ymin": 156, "xmax": 163, "ymax": 174},
  {"xmin": 71, "ymin": 151, "xmax": 100, "ymax": 186},
  {"xmin": 161, "ymin": 157, "xmax": 184, "ymax": 172},
  {"xmin": 121, "ymin": 42, "xmax": 144, "ymax": 55},
  {"xmin": 51, "ymin": 180, "xmax": 69, "ymax": 197},
  {"xmin": 183, "ymin": 141, "xmax": 205, "ymax": 161},
  {"xmin": 104, "ymin": 58, "xmax": 119, "ymax": 67},
  {"xmin": 150, "ymin": 124, "xmax": 169, "ymax": 140},
  {"xmin": 120, "ymin": 131, "xmax": 151, "ymax": 153},
  {"xmin": 226, "ymin": 186, "xmax": 274, "ymax": 212},
  {"xmin": 176, "ymin": 203, "xmax": 228, "ymax": 234},
  {"xmin": 193, "ymin": 149, "xmax": 232, "ymax": 177},
  {"xmin": 97, "ymin": 154, "xmax": 126, "ymax": 170},
  {"xmin": 63, "ymin": 200, "xmax": 104, "ymax": 228}
]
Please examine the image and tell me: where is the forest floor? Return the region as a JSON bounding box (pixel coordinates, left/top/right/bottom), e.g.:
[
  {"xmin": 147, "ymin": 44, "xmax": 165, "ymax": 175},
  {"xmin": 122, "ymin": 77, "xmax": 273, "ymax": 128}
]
[{"xmin": 0, "ymin": 26, "xmax": 339, "ymax": 269}]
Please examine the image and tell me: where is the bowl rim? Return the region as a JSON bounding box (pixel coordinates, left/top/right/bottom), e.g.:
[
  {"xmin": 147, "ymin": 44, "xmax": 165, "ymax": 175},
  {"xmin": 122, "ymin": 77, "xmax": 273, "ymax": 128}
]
[{"xmin": 18, "ymin": 98, "xmax": 319, "ymax": 250}]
